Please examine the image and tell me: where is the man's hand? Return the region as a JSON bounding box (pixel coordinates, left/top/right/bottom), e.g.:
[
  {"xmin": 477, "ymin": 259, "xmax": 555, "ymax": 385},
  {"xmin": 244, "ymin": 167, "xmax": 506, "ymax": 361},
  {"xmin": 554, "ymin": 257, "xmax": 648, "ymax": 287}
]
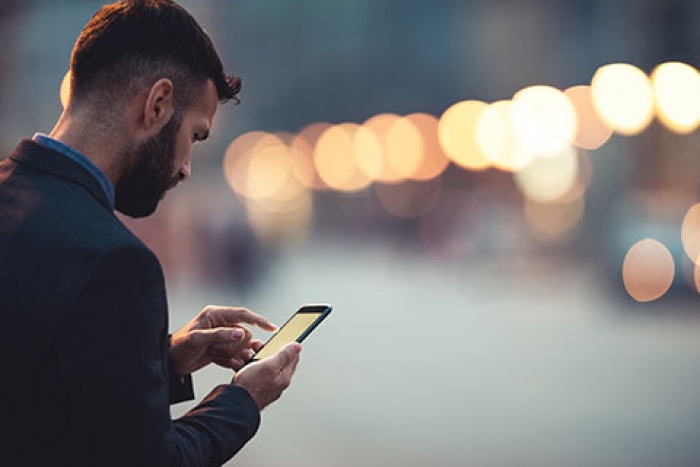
[
  {"xmin": 234, "ymin": 342, "xmax": 301, "ymax": 410},
  {"xmin": 169, "ymin": 305, "xmax": 277, "ymax": 378}
]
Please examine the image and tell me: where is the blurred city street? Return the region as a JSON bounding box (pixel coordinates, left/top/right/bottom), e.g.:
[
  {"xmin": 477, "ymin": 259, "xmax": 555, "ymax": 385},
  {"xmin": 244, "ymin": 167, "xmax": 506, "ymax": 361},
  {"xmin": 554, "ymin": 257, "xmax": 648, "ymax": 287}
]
[{"xmin": 170, "ymin": 239, "xmax": 700, "ymax": 467}]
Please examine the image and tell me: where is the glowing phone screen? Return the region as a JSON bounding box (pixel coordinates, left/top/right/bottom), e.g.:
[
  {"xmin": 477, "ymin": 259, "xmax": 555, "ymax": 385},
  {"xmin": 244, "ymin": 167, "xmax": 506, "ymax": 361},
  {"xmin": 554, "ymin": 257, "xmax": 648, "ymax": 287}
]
[{"xmin": 252, "ymin": 311, "xmax": 324, "ymax": 361}]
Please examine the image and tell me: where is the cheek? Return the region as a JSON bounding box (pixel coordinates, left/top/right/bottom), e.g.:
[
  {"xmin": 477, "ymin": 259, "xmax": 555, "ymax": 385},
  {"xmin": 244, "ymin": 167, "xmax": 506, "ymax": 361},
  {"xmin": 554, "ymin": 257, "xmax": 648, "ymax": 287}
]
[{"xmin": 173, "ymin": 134, "xmax": 192, "ymax": 166}]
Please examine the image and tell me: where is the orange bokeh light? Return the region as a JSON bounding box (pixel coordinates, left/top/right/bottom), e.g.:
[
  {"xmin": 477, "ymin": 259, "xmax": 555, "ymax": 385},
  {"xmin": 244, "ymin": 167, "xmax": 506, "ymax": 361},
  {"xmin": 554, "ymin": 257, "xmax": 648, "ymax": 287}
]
[
  {"xmin": 438, "ymin": 100, "xmax": 491, "ymax": 171},
  {"xmin": 361, "ymin": 113, "xmax": 405, "ymax": 183},
  {"xmin": 314, "ymin": 123, "xmax": 372, "ymax": 192},
  {"xmin": 564, "ymin": 85, "xmax": 614, "ymax": 150},
  {"xmin": 385, "ymin": 116, "xmax": 424, "ymax": 180},
  {"xmin": 223, "ymin": 131, "xmax": 285, "ymax": 198},
  {"xmin": 404, "ymin": 113, "xmax": 450, "ymax": 181},
  {"xmin": 290, "ymin": 122, "xmax": 332, "ymax": 190},
  {"xmin": 622, "ymin": 238, "xmax": 675, "ymax": 302}
]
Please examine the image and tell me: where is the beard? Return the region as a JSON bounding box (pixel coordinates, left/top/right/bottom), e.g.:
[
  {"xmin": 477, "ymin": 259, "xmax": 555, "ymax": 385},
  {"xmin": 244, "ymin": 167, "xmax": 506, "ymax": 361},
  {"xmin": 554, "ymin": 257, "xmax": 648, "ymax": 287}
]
[{"xmin": 114, "ymin": 111, "xmax": 183, "ymax": 218}]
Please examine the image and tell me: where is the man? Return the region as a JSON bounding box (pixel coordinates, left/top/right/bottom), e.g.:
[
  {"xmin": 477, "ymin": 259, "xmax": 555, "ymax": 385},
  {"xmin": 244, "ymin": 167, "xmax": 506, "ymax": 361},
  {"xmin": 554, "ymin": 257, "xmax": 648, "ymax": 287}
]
[{"xmin": 0, "ymin": 1, "xmax": 301, "ymax": 465}]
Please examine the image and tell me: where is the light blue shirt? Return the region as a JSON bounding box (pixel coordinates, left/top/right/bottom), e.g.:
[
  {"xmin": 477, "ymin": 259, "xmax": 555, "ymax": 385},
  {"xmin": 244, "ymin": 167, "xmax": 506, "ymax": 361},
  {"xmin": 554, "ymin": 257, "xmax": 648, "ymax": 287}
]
[{"xmin": 33, "ymin": 133, "xmax": 116, "ymax": 210}]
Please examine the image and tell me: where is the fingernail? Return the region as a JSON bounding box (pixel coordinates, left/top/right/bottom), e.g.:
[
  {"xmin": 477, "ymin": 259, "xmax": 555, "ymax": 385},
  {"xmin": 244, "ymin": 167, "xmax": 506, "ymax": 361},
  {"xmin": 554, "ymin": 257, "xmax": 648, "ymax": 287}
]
[{"xmin": 231, "ymin": 328, "xmax": 244, "ymax": 340}]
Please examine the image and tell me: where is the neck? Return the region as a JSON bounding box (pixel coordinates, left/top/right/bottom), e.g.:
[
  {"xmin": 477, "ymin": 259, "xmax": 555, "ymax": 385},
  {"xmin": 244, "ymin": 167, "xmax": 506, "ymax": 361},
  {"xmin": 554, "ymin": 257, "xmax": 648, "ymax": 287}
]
[{"xmin": 49, "ymin": 109, "xmax": 126, "ymax": 187}]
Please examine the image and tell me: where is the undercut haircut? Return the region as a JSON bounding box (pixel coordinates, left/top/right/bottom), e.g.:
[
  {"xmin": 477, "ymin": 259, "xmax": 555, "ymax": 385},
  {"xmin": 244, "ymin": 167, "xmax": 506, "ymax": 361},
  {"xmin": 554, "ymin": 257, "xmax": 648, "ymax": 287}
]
[{"xmin": 69, "ymin": 0, "xmax": 241, "ymax": 111}]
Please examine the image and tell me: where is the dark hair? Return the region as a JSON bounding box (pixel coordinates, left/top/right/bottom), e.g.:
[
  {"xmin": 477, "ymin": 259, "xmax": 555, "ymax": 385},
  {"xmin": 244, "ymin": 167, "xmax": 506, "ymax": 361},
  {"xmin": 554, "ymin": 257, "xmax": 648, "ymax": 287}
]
[{"xmin": 70, "ymin": 0, "xmax": 241, "ymax": 110}]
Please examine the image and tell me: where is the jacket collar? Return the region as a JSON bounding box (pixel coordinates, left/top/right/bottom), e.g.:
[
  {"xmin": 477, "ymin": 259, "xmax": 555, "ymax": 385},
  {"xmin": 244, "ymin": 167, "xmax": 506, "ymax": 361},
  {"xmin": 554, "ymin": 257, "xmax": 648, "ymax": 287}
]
[{"xmin": 9, "ymin": 139, "xmax": 113, "ymax": 211}]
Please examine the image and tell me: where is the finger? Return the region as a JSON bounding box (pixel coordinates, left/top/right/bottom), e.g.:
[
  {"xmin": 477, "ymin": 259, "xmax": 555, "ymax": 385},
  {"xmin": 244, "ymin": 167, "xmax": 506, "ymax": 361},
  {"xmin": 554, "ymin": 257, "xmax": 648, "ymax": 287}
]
[
  {"xmin": 230, "ymin": 358, "xmax": 247, "ymax": 371},
  {"xmin": 209, "ymin": 347, "xmax": 255, "ymax": 366},
  {"xmin": 214, "ymin": 355, "xmax": 246, "ymax": 371},
  {"xmin": 194, "ymin": 326, "xmax": 250, "ymax": 349},
  {"xmin": 230, "ymin": 351, "xmax": 255, "ymax": 371},
  {"xmin": 210, "ymin": 343, "xmax": 255, "ymax": 360},
  {"xmin": 211, "ymin": 355, "xmax": 235, "ymax": 369},
  {"xmin": 250, "ymin": 339, "xmax": 265, "ymax": 353},
  {"xmin": 233, "ymin": 348, "xmax": 255, "ymax": 363},
  {"xmin": 206, "ymin": 305, "xmax": 277, "ymax": 330},
  {"xmin": 205, "ymin": 305, "xmax": 278, "ymax": 332}
]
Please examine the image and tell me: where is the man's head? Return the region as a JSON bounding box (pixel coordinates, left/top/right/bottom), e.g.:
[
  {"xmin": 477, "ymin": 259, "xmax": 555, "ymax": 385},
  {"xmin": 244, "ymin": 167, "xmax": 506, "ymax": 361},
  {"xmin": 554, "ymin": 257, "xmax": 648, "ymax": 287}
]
[{"xmin": 68, "ymin": 0, "xmax": 240, "ymax": 217}]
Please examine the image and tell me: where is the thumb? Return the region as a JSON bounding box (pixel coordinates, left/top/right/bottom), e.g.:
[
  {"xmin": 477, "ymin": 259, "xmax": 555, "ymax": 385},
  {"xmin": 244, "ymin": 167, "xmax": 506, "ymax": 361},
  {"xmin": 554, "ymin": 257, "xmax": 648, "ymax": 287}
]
[{"xmin": 271, "ymin": 342, "xmax": 302, "ymax": 368}]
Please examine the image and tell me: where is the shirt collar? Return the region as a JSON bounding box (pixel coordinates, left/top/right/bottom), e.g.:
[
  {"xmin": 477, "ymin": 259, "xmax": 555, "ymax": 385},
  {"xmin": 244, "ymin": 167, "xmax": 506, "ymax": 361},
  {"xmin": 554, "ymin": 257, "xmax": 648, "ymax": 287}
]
[{"xmin": 32, "ymin": 133, "xmax": 116, "ymax": 210}]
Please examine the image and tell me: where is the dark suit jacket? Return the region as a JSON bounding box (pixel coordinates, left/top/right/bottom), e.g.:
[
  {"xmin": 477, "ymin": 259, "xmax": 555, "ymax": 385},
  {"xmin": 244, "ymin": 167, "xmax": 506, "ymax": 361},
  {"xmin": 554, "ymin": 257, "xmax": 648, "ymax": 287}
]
[{"xmin": 0, "ymin": 140, "xmax": 260, "ymax": 466}]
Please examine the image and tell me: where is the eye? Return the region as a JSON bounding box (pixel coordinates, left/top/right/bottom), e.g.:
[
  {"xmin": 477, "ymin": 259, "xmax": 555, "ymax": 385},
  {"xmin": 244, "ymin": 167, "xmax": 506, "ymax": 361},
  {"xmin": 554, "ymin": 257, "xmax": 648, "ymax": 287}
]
[{"xmin": 193, "ymin": 130, "xmax": 210, "ymax": 143}]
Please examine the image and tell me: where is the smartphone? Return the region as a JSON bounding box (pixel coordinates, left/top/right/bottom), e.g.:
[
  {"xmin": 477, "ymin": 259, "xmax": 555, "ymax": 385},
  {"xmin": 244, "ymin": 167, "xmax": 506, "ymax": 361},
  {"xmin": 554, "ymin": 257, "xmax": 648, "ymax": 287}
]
[{"xmin": 250, "ymin": 304, "xmax": 332, "ymax": 362}]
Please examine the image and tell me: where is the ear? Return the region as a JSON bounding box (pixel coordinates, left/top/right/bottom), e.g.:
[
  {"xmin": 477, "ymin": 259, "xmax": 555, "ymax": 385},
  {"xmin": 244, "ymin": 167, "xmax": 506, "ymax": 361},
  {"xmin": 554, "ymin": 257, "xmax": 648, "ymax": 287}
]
[{"xmin": 142, "ymin": 78, "xmax": 175, "ymax": 134}]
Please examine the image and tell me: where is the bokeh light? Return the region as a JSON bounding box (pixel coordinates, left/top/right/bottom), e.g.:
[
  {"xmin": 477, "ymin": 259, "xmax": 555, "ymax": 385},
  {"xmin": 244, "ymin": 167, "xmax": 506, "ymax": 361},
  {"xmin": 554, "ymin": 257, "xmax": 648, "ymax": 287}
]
[
  {"xmin": 622, "ymin": 238, "xmax": 675, "ymax": 302},
  {"xmin": 438, "ymin": 100, "xmax": 491, "ymax": 171},
  {"xmin": 245, "ymin": 145, "xmax": 311, "ymax": 207},
  {"xmin": 681, "ymin": 203, "xmax": 700, "ymax": 264},
  {"xmin": 590, "ymin": 63, "xmax": 654, "ymax": 136},
  {"xmin": 476, "ymin": 100, "xmax": 536, "ymax": 172},
  {"xmin": 245, "ymin": 145, "xmax": 292, "ymax": 200},
  {"xmin": 564, "ymin": 85, "xmax": 614, "ymax": 150},
  {"xmin": 361, "ymin": 114, "xmax": 405, "ymax": 183},
  {"xmin": 60, "ymin": 70, "xmax": 71, "ymax": 109},
  {"xmin": 352, "ymin": 125, "xmax": 384, "ymax": 181},
  {"xmin": 404, "ymin": 113, "xmax": 450, "ymax": 181},
  {"xmin": 219, "ymin": 60, "xmax": 700, "ymax": 277},
  {"xmin": 290, "ymin": 122, "xmax": 332, "ymax": 190},
  {"xmin": 385, "ymin": 116, "xmax": 424, "ymax": 180},
  {"xmin": 651, "ymin": 61, "xmax": 700, "ymax": 134},
  {"xmin": 222, "ymin": 131, "xmax": 315, "ymax": 244},
  {"xmin": 511, "ymin": 85, "xmax": 578, "ymax": 157},
  {"xmin": 513, "ymin": 146, "xmax": 579, "ymax": 203},
  {"xmin": 223, "ymin": 131, "xmax": 285, "ymax": 199},
  {"xmin": 314, "ymin": 123, "xmax": 372, "ymax": 192}
]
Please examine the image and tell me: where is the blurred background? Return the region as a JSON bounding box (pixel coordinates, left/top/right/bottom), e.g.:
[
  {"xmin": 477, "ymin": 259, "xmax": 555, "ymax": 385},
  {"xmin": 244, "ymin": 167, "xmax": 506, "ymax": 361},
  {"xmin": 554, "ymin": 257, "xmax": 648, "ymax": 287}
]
[{"xmin": 3, "ymin": 0, "xmax": 700, "ymax": 465}]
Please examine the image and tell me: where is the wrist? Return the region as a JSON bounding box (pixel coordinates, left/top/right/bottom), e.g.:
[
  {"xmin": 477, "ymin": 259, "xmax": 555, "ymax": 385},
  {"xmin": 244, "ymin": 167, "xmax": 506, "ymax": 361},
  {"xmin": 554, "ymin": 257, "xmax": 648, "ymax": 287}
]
[{"xmin": 167, "ymin": 333, "xmax": 187, "ymax": 378}]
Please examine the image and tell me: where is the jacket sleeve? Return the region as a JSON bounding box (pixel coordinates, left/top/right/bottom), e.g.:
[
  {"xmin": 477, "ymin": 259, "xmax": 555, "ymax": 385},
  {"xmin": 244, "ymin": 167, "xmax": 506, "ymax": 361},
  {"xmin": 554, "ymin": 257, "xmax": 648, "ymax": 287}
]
[
  {"xmin": 168, "ymin": 338, "xmax": 195, "ymax": 404},
  {"xmin": 58, "ymin": 244, "xmax": 260, "ymax": 466}
]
